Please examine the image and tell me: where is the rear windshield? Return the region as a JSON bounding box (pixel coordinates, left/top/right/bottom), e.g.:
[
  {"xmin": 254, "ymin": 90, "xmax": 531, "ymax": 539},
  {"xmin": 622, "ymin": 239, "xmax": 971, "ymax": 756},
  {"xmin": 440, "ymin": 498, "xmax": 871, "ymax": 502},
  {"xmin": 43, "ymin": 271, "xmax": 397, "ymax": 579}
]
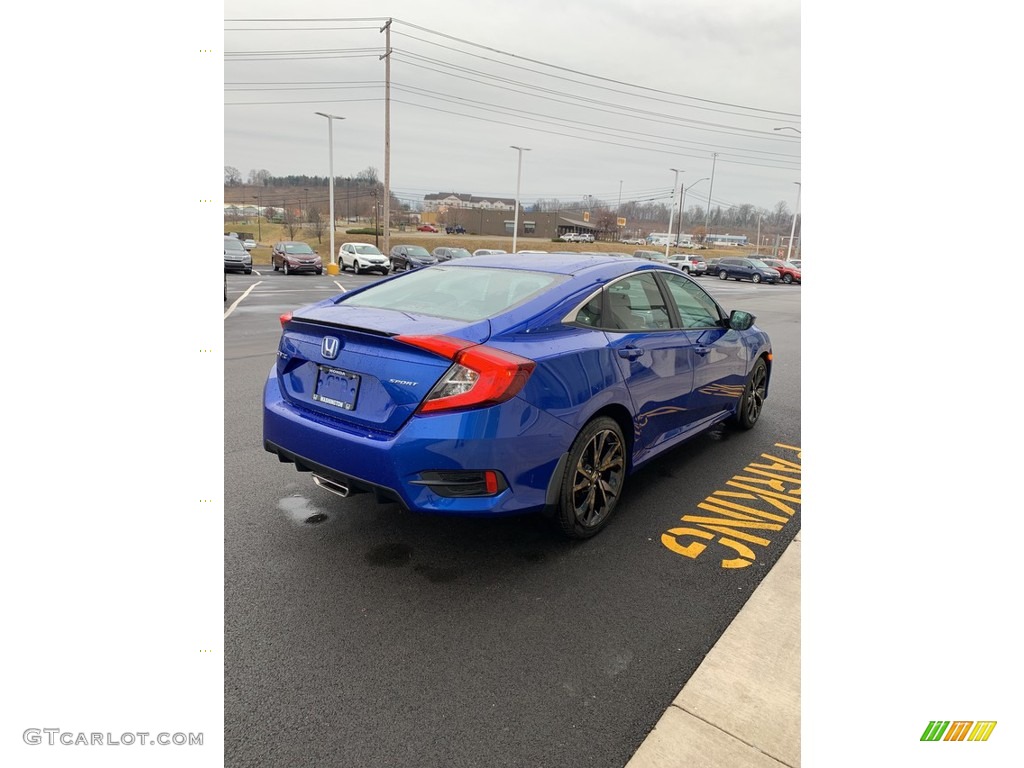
[{"xmin": 340, "ymin": 266, "xmax": 565, "ymax": 322}]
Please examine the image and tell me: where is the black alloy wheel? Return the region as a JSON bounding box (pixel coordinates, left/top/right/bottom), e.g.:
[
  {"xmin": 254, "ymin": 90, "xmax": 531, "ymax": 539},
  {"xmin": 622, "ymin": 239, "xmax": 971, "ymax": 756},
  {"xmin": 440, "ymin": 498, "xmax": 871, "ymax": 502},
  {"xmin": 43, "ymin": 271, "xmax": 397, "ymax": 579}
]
[
  {"xmin": 557, "ymin": 417, "xmax": 626, "ymax": 539},
  {"xmin": 734, "ymin": 358, "xmax": 768, "ymax": 430}
]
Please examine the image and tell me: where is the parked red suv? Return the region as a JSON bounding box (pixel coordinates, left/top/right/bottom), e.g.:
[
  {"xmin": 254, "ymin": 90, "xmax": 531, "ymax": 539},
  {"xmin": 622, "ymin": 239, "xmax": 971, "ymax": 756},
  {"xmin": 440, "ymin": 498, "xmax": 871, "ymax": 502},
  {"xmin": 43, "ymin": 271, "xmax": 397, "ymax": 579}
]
[{"xmin": 761, "ymin": 258, "xmax": 801, "ymax": 284}]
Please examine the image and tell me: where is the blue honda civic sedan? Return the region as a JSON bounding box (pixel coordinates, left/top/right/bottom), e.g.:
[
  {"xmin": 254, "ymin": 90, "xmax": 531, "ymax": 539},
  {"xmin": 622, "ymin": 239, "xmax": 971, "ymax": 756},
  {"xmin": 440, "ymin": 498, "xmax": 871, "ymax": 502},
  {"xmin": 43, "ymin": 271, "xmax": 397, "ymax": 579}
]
[{"xmin": 263, "ymin": 254, "xmax": 772, "ymax": 539}]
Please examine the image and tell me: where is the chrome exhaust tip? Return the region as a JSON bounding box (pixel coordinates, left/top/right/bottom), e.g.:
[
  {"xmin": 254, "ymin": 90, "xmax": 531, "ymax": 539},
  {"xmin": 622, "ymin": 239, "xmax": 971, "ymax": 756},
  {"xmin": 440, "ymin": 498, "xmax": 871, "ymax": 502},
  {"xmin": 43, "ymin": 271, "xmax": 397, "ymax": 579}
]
[{"xmin": 312, "ymin": 474, "xmax": 350, "ymax": 498}]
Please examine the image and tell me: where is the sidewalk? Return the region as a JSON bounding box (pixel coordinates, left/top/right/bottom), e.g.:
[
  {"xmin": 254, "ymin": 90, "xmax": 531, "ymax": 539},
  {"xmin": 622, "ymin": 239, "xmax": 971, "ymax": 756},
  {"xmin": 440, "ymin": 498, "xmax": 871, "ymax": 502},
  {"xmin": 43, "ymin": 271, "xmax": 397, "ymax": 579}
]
[{"xmin": 626, "ymin": 534, "xmax": 801, "ymax": 768}]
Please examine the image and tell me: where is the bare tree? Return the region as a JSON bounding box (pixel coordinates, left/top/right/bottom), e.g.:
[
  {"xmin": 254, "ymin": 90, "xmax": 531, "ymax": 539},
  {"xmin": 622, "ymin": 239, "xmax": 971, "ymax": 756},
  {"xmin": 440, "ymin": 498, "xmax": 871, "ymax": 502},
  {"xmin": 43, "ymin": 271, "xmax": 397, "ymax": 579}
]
[
  {"xmin": 308, "ymin": 206, "xmax": 326, "ymax": 244},
  {"xmin": 772, "ymin": 200, "xmax": 790, "ymax": 228},
  {"xmin": 283, "ymin": 208, "xmax": 300, "ymax": 240},
  {"xmin": 225, "ymin": 166, "xmax": 242, "ymax": 186},
  {"xmin": 356, "ymin": 166, "xmax": 380, "ymax": 186}
]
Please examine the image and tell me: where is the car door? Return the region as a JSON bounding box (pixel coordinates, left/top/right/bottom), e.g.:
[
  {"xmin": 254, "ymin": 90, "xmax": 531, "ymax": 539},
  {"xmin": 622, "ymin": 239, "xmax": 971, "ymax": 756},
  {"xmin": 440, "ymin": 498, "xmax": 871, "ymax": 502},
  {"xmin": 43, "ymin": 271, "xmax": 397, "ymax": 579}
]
[
  {"xmin": 657, "ymin": 272, "xmax": 749, "ymax": 424},
  {"xmin": 596, "ymin": 273, "xmax": 699, "ymax": 454}
]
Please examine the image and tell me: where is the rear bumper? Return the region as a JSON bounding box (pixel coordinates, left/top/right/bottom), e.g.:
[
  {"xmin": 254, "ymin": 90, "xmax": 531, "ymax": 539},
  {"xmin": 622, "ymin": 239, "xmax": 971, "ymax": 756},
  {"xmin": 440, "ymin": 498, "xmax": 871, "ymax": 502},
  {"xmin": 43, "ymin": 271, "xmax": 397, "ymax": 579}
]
[{"xmin": 262, "ymin": 368, "xmax": 576, "ymax": 516}]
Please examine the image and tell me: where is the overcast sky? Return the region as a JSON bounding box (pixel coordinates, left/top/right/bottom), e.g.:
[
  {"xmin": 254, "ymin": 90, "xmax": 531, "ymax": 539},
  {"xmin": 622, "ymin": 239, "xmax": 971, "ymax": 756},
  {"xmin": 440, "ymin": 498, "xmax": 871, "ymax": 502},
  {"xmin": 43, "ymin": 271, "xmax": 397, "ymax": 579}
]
[{"xmin": 224, "ymin": 0, "xmax": 801, "ymax": 215}]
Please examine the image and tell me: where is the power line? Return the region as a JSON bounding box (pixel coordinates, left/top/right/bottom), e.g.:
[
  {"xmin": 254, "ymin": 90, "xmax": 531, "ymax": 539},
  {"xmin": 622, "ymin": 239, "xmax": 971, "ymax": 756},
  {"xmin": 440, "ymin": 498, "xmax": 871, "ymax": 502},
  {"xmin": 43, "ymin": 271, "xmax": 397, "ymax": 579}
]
[{"xmin": 389, "ymin": 19, "xmax": 799, "ymax": 118}]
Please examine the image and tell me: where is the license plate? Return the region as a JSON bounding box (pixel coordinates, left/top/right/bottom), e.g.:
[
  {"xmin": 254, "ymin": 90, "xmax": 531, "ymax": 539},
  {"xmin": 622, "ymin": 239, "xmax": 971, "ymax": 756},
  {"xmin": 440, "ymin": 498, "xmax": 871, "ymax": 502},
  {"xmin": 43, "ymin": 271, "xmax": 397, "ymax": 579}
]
[{"xmin": 313, "ymin": 366, "xmax": 360, "ymax": 410}]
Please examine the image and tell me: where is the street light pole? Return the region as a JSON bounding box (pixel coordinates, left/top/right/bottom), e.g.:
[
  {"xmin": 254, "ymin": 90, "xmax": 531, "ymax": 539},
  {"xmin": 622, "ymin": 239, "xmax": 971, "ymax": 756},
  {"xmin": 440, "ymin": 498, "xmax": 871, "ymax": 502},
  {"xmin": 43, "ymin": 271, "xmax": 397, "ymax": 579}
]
[
  {"xmin": 675, "ymin": 184, "xmax": 684, "ymax": 243},
  {"xmin": 510, "ymin": 145, "xmax": 531, "ymax": 254},
  {"xmin": 786, "ymin": 182, "xmax": 801, "ymax": 262},
  {"xmin": 666, "ymin": 168, "xmax": 681, "ymax": 259},
  {"xmin": 704, "ymin": 153, "xmax": 718, "ymax": 245},
  {"xmin": 755, "ymin": 214, "xmax": 762, "ymax": 255},
  {"xmin": 680, "ymin": 177, "xmax": 708, "ymax": 245},
  {"xmin": 253, "ymin": 194, "xmax": 261, "ymax": 241},
  {"xmin": 314, "ymin": 111, "xmax": 345, "ymax": 271}
]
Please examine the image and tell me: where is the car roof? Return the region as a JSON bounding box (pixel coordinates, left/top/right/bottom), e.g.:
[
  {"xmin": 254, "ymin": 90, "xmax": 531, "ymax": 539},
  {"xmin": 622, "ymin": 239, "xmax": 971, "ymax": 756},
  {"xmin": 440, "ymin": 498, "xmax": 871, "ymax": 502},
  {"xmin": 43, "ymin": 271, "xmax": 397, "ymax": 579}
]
[{"xmin": 443, "ymin": 252, "xmax": 673, "ymax": 278}]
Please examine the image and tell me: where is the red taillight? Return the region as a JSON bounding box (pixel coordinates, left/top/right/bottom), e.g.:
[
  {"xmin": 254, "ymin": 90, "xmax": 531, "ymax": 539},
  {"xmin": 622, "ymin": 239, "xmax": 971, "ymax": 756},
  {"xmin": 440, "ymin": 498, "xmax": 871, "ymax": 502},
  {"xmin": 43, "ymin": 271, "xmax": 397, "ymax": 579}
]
[
  {"xmin": 279, "ymin": 312, "xmax": 293, "ymax": 328},
  {"xmin": 397, "ymin": 334, "xmax": 536, "ymax": 414}
]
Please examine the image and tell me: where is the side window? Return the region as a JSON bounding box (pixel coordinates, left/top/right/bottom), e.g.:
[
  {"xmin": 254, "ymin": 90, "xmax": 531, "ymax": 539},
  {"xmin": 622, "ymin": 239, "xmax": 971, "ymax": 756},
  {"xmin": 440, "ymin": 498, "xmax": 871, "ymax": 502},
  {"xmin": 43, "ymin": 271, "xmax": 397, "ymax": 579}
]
[
  {"xmin": 603, "ymin": 274, "xmax": 672, "ymax": 331},
  {"xmin": 573, "ymin": 294, "xmax": 604, "ymax": 327},
  {"xmin": 661, "ymin": 274, "xmax": 722, "ymax": 329}
]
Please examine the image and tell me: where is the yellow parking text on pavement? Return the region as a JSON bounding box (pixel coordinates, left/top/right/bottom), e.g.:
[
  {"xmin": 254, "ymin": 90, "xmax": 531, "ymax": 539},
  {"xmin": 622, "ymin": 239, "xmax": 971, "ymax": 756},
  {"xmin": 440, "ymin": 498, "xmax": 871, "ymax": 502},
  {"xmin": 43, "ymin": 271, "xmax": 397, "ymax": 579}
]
[{"xmin": 661, "ymin": 443, "xmax": 801, "ymax": 568}]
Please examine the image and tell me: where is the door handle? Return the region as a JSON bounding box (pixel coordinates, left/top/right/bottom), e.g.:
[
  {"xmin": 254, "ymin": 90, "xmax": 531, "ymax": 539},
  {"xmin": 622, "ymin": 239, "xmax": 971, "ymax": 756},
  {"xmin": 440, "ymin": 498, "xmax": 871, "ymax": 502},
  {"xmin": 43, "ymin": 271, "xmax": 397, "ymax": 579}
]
[
  {"xmin": 618, "ymin": 346, "xmax": 643, "ymax": 360},
  {"xmin": 694, "ymin": 345, "xmax": 711, "ymax": 356}
]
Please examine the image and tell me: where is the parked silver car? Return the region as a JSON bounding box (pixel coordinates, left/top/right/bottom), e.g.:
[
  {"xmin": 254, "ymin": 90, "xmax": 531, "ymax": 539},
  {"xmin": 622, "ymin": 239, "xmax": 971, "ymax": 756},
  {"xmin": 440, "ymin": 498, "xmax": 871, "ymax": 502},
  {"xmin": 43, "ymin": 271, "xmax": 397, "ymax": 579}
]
[
  {"xmin": 224, "ymin": 235, "xmax": 252, "ymax": 274},
  {"xmin": 339, "ymin": 242, "xmax": 390, "ymax": 275}
]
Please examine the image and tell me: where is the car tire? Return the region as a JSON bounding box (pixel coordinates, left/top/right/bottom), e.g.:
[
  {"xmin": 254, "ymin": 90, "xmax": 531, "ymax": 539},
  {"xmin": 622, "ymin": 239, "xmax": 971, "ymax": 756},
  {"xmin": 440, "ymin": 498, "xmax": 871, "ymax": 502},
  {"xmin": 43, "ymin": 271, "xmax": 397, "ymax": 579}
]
[
  {"xmin": 783, "ymin": 274, "xmax": 793, "ymax": 284},
  {"xmin": 244, "ymin": 268, "xmax": 252, "ymax": 275},
  {"xmin": 719, "ymin": 270, "xmax": 728, "ymax": 280},
  {"xmin": 752, "ymin": 274, "xmax": 762, "ymax": 284},
  {"xmin": 272, "ymin": 261, "xmax": 278, "ymax": 271},
  {"xmin": 283, "ymin": 262, "xmax": 290, "ymax": 276},
  {"xmin": 354, "ymin": 261, "xmax": 362, "ymax": 275},
  {"xmin": 339, "ymin": 260, "xmax": 347, "ymax": 272},
  {"xmin": 733, "ymin": 357, "xmax": 768, "ymax": 430},
  {"xmin": 555, "ymin": 416, "xmax": 627, "ymax": 540},
  {"xmin": 316, "ymin": 268, "xmax": 323, "ymax": 275}
]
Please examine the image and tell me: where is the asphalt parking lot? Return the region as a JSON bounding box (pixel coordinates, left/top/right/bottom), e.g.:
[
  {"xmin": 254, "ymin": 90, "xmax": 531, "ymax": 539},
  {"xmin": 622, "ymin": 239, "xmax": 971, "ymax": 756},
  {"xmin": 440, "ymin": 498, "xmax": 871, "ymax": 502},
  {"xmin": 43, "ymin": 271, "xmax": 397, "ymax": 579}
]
[{"xmin": 224, "ymin": 266, "xmax": 801, "ymax": 767}]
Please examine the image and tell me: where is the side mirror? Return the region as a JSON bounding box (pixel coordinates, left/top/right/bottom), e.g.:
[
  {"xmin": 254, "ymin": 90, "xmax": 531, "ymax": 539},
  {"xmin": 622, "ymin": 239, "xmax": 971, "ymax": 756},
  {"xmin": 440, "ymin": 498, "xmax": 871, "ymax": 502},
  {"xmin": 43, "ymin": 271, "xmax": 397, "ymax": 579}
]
[{"xmin": 728, "ymin": 310, "xmax": 756, "ymax": 331}]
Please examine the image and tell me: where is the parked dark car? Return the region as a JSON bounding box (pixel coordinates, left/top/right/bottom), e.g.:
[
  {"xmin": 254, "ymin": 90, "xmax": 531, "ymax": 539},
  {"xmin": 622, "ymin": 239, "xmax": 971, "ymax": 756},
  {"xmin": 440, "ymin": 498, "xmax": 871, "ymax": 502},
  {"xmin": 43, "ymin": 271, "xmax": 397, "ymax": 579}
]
[
  {"xmin": 432, "ymin": 247, "xmax": 473, "ymax": 262},
  {"xmin": 272, "ymin": 241, "xmax": 323, "ymax": 275},
  {"xmin": 224, "ymin": 235, "xmax": 252, "ymax": 274},
  {"xmin": 714, "ymin": 257, "xmax": 780, "ymax": 284},
  {"xmin": 389, "ymin": 244, "xmax": 438, "ymax": 271},
  {"xmin": 761, "ymin": 258, "xmax": 801, "ymax": 284},
  {"xmin": 445, "ymin": 224, "xmax": 466, "ymax": 234},
  {"xmin": 263, "ymin": 254, "xmax": 772, "ymax": 539}
]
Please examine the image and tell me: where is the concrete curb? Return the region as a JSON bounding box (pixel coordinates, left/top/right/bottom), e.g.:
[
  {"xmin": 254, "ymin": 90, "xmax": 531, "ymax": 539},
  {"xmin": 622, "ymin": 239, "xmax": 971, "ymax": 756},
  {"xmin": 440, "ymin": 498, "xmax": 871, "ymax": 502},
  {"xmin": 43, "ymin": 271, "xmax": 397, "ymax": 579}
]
[{"xmin": 626, "ymin": 534, "xmax": 800, "ymax": 767}]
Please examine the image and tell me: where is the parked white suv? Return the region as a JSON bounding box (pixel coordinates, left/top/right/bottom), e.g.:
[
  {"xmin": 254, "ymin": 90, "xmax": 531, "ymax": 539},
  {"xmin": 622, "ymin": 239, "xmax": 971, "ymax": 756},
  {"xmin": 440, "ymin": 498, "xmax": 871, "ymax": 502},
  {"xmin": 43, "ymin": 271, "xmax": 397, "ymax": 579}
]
[
  {"xmin": 559, "ymin": 232, "xmax": 595, "ymax": 243},
  {"xmin": 339, "ymin": 242, "xmax": 390, "ymax": 275}
]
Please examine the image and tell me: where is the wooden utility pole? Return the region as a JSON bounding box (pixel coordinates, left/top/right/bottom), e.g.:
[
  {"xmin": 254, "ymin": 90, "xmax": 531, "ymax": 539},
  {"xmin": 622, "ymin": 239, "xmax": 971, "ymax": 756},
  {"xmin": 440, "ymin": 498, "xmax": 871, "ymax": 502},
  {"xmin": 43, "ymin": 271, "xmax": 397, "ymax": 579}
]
[{"xmin": 380, "ymin": 19, "xmax": 392, "ymax": 256}]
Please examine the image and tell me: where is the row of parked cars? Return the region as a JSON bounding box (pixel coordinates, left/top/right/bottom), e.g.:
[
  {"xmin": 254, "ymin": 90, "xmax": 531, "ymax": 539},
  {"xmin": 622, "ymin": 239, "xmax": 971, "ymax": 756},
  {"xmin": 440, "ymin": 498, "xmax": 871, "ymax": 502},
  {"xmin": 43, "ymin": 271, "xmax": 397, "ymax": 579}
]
[
  {"xmin": 632, "ymin": 249, "xmax": 801, "ymax": 285},
  {"xmin": 265, "ymin": 242, "xmax": 513, "ymax": 275},
  {"xmin": 226, "ymin": 234, "xmax": 800, "ymax": 286},
  {"xmin": 705, "ymin": 256, "xmax": 801, "ymax": 284}
]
